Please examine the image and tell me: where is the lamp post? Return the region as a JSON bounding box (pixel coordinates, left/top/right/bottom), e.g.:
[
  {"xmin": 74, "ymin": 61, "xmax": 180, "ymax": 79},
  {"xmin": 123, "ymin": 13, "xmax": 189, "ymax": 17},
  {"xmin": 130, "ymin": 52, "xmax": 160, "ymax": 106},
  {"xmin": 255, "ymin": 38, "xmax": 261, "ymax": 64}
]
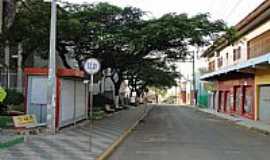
[{"xmin": 47, "ymin": 0, "xmax": 57, "ymax": 134}]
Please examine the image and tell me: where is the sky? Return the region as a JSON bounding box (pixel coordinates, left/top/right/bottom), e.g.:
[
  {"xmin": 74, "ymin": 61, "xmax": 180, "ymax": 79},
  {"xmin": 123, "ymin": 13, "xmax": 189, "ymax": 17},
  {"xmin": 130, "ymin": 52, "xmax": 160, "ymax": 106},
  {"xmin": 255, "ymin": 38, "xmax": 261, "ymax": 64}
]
[{"xmin": 66, "ymin": 0, "xmax": 265, "ymax": 26}]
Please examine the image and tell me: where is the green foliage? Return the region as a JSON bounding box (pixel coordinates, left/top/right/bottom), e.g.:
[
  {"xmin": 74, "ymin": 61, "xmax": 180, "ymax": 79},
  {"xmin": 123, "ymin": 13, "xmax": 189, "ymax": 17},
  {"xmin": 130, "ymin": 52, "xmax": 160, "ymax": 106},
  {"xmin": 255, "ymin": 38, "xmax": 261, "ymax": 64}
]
[
  {"xmin": 204, "ymin": 82, "xmax": 216, "ymax": 92},
  {"xmin": 4, "ymin": 0, "xmax": 51, "ymax": 60},
  {"xmin": 2, "ymin": 1, "xmax": 229, "ymax": 93},
  {"xmin": 0, "ymin": 116, "xmax": 13, "ymax": 128},
  {"xmin": 3, "ymin": 89, "xmax": 24, "ymax": 106},
  {"xmin": 0, "ymin": 86, "xmax": 7, "ymax": 103}
]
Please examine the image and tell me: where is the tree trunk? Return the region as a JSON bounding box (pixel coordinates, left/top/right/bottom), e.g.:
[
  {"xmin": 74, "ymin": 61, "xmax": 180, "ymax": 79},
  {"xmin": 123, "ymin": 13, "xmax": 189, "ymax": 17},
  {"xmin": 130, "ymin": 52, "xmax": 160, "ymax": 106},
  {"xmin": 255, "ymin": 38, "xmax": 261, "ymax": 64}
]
[
  {"xmin": 0, "ymin": 0, "xmax": 3, "ymax": 33},
  {"xmin": 17, "ymin": 43, "xmax": 23, "ymax": 92},
  {"xmin": 4, "ymin": 40, "xmax": 10, "ymax": 89},
  {"xmin": 113, "ymin": 77, "xmax": 122, "ymax": 108},
  {"xmin": 57, "ymin": 44, "xmax": 72, "ymax": 69},
  {"xmin": 111, "ymin": 70, "xmax": 123, "ymax": 109},
  {"xmin": 3, "ymin": 0, "xmax": 16, "ymax": 29}
]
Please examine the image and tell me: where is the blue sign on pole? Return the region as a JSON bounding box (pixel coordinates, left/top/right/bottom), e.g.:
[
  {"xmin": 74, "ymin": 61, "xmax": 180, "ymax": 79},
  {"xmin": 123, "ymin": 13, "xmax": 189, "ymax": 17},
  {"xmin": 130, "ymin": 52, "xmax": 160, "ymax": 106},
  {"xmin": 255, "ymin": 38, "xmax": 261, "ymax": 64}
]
[
  {"xmin": 84, "ymin": 58, "xmax": 100, "ymax": 75},
  {"xmin": 83, "ymin": 58, "xmax": 101, "ymax": 151}
]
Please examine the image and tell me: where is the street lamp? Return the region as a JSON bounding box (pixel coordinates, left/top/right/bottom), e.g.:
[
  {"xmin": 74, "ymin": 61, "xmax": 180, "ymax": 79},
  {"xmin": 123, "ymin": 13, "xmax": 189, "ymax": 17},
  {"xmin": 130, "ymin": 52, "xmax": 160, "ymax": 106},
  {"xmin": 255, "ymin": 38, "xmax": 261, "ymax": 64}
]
[{"xmin": 47, "ymin": 0, "xmax": 57, "ymax": 134}]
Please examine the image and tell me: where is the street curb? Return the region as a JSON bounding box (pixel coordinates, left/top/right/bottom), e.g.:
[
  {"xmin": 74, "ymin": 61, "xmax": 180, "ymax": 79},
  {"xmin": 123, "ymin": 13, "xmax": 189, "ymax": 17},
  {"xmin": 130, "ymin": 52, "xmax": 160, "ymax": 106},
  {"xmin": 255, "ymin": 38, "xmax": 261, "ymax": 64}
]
[
  {"xmin": 96, "ymin": 106, "xmax": 151, "ymax": 160},
  {"xmin": 0, "ymin": 136, "xmax": 24, "ymax": 150},
  {"xmin": 196, "ymin": 107, "xmax": 270, "ymax": 135}
]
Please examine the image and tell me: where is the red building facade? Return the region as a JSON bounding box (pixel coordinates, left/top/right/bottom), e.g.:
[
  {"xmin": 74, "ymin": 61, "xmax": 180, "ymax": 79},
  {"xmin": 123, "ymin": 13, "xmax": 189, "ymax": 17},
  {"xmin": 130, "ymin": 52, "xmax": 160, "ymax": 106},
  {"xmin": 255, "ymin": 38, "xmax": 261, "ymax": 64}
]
[{"xmin": 216, "ymin": 75, "xmax": 255, "ymax": 120}]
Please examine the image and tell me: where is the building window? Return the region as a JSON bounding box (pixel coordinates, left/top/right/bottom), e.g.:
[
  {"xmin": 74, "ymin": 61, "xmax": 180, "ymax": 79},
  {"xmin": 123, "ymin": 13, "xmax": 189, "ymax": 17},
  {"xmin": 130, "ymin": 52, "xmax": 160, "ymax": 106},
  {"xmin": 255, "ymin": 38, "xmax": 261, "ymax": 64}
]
[
  {"xmin": 217, "ymin": 57, "xmax": 223, "ymax": 68},
  {"xmin": 216, "ymin": 51, "xmax": 220, "ymax": 57},
  {"xmin": 208, "ymin": 61, "xmax": 215, "ymax": 72},
  {"xmin": 248, "ymin": 30, "xmax": 270, "ymax": 59},
  {"xmin": 233, "ymin": 46, "xmax": 241, "ymax": 61},
  {"xmin": 235, "ymin": 87, "xmax": 241, "ymax": 113}
]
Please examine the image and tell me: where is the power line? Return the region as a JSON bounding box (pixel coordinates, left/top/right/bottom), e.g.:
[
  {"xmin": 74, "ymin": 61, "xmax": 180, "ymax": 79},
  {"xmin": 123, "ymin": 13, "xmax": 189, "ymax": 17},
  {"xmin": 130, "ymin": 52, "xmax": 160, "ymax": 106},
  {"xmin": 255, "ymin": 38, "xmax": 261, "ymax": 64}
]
[
  {"xmin": 220, "ymin": 0, "xmax": 233, "ymax": 20},
  {"xmin": 225, "ymin": 0, "xmax": 244, "ymax": 20}
]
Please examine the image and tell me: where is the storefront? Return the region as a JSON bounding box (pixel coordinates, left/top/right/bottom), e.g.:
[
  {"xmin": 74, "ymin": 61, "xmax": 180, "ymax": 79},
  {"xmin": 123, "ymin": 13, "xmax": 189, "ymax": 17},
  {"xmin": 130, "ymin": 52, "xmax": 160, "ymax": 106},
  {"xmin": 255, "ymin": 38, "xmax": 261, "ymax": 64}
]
[
  {"xmin": 216, "ymin": 76, "xmax": 255, "ymax": 120},
  {"xmin": 255, "ymin": 69, "xmax": 270, "ymax": 122},
  {"xmin": 24, "ymin": 68, "xmax": 89, "ymax": 129}
]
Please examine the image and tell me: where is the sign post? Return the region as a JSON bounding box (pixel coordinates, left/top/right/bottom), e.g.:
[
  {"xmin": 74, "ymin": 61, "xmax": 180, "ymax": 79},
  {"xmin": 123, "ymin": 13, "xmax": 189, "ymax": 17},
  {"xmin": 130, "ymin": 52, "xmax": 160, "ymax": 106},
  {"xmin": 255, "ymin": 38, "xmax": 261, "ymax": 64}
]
[{"xmin": 83, "ymin": 58, "xmax": 100, "ymax": 151}]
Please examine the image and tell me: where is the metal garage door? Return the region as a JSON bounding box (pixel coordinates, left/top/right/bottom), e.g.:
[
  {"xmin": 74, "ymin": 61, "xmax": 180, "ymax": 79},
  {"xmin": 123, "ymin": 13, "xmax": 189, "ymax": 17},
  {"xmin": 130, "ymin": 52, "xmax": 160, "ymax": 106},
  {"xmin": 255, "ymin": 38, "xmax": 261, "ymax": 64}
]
[
  {"xmin": 208, "ymin": 92, "xmax": 214, "ymax": 110},
  {"xmin": 27, "ymin": 76, "xmax": 47, "ymax": 123},
  {"xmin": 60, "ymin": 79, "xmax": 75, "ymax": 127},
  {"xmin": 214, "ymin": 91, "xmax": 219, "ymax": 111},
  {"xmin": 259, "ymin": 86, "xmax": 270, "ymax": 122},
  {"xmin": 235, "ymin": 87, "xmax": 241, "ymax": 113},
  {"xmin": 75, "ymin": 81, "xmax": 87, "ymax": 121}
]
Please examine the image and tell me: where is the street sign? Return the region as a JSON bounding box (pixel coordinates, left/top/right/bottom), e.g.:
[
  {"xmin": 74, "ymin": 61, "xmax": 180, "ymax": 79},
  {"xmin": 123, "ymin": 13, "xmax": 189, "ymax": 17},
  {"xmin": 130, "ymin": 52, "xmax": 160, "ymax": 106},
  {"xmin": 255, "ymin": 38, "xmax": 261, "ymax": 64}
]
[
  {"xmin": 84, "ymin": 58, "xmax": 100, "ymax": 75},
  {"xmin": 83, "ymin": 58, "xmax": 100, "ymax": 151}
]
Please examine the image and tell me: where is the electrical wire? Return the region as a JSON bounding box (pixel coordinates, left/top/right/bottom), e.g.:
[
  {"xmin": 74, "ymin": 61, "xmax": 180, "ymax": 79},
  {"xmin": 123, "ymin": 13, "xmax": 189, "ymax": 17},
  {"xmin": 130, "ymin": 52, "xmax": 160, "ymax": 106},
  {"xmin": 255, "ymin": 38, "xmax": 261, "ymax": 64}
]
[{"xmin": 225, "ymin": 0, "xmax": 244, "ymax": 20}]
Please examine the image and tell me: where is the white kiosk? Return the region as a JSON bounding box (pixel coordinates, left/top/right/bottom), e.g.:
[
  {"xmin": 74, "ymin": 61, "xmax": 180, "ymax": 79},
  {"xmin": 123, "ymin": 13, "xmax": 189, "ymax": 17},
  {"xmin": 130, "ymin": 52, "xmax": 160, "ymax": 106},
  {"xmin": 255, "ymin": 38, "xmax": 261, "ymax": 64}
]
[{"xmin": 24, "ymin": 68, "xmax": 89, "ymax": 129}]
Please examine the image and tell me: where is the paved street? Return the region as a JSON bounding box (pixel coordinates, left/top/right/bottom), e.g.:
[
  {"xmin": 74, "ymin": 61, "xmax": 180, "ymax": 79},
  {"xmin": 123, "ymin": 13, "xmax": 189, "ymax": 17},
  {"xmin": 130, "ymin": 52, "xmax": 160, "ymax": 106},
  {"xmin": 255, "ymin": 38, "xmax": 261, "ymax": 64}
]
[
  {"xmin": 0, "ymin": 106, "xmax": 151, "ymax": 160},
  {"xmin": 109, "ymin": 105, "xmax": 270, "ymax": 160}
]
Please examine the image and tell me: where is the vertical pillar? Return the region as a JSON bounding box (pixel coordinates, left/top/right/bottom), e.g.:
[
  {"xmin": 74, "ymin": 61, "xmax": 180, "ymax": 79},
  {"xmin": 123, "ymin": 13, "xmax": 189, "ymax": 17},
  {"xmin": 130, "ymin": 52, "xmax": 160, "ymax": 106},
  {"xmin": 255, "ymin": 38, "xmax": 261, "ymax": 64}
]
[
  {"xmin": 192, "ymin": 50, "xmax": 196, "ymax": 105},
  {"xmin": 47, "ymin": 0, "xmax": 57, "ymax": 134},
  {"xmin": 0, "ymin": 0, "xmax": 3, "ymax": 34},
  {"xmin": 17, "ymin": 43, "xmax": 23, "ymax": 92},
  {"xmin": 73, "ymin": 80, "xmax": 76, "ymax": 125},
  {"xmin": 240, "ymin": 86, "xmax": 245, "ymax": 115},
  {"xmin": 4, "ymin": 41, "xmax": 10, "ymax": 89},
  {"xmin": 254, "ymin": 84, "xmax": 258, "ymax": 120}
]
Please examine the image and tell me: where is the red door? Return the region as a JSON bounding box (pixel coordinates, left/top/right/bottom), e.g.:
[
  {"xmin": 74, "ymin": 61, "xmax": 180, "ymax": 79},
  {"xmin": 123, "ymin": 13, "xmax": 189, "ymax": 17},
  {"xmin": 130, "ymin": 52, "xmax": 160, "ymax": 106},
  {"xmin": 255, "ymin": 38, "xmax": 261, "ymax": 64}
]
[
  {"xmin": 235, "ymin": 87, "xmax": 241, "ymax": 113},
  {"xmin": 224, "ymin": 91, "xmax": 230, "ymax": 112},
  {"xmin": 243, "ymin": 86, "xmax": 254, "ymax": 118},
  {"xmin": 218, "ymin": 91, "xmax": 223, "ymax": 112}
]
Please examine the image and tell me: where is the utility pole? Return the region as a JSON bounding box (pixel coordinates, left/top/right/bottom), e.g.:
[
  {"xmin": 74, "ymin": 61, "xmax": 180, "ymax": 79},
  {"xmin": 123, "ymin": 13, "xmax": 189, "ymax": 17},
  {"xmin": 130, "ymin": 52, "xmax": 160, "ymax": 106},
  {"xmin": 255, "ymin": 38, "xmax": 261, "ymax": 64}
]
[
  {"xmin": 47, "ymin": 0, "xmax": 57, "ymax": 134},
  {"xmin": 192, "ymin": 50, "xmax": 196, "ymax": 105}
]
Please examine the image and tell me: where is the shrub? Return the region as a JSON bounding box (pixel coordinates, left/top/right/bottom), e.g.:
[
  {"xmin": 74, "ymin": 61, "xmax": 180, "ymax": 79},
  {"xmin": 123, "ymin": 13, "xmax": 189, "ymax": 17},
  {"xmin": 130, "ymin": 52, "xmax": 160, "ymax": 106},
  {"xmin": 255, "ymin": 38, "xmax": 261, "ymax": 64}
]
[
  {"xmin": 3, "ymin": 89, "xmax": 24, "ymax": 106},
  {"xmin": 93, "ymin": 94, "xmax": 105, "ymax": 111},
  {"xmin": 0, "ymin": 116, "xmax": 13, "ymax": 128}
]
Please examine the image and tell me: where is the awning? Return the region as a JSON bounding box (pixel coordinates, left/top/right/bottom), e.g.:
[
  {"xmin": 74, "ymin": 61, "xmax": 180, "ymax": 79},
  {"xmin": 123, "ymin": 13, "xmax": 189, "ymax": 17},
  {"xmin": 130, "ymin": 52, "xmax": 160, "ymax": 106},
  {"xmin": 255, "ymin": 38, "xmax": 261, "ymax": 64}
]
[{"xmin": 201, "ymin": 53, "xmax": 270, "ymax": 80}]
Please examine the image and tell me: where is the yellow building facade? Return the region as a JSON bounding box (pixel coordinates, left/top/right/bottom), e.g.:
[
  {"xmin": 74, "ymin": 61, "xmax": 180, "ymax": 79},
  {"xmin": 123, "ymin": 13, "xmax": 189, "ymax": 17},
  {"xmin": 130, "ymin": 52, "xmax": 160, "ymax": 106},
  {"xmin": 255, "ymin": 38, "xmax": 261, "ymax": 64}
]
[{"xmin": 255, "ymin": 70, "xmax": 270, "ymax": 121}]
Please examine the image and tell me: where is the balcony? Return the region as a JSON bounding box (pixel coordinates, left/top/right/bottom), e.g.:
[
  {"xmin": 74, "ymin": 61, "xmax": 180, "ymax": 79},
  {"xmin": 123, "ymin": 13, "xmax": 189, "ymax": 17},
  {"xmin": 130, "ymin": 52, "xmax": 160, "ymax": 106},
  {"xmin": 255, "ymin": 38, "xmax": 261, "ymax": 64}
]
[
  {"xmin": 248, "ymin": 30, "xmax": 270, "ymax": 59},
  {"xmin": 201, "ymin": 53, "xmax": 270, "ymax": 80}
]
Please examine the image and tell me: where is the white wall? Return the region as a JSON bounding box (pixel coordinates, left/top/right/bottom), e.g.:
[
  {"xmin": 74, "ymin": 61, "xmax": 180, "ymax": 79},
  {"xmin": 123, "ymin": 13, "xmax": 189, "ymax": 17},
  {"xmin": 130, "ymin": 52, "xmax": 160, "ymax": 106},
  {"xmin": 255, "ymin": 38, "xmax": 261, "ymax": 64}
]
[
  {"xmin": 207, "ymin": 19, "xmax": 270, "ymax": 72},
  {"xmin": 245, "ymin": 20, "xmax": 270, "ymax": 41}
]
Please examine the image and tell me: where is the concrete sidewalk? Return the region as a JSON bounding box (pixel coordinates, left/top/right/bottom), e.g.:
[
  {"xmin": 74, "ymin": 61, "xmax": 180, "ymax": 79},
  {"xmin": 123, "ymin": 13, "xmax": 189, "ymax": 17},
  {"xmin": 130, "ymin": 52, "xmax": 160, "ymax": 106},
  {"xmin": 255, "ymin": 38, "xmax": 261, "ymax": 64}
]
[
  {"xmin": 0, "ymin": 135, "xmax": 24, "ymax": 150},
  {"xmin": 198, "ymin": 107, "xmax": 270, "ymax": 134},
  {"xmin": 0, "ymin": 105, "xmax": 152, "ymax": 160}
]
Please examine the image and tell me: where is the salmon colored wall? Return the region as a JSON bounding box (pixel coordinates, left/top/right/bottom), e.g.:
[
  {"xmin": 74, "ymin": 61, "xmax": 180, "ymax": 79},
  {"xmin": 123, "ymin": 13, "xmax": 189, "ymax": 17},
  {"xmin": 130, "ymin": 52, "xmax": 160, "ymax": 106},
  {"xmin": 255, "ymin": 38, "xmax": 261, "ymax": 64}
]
[
  {"xmin": 217, "ymin": 77, "xmax": 255, "ymax": 120},
  {"xmin": 217, "ymin": 78, "xmax": 254, "ymax": 90},
  {"xmin": 255, "ymin": 69, "xmax": 270, "ymax": 120}
]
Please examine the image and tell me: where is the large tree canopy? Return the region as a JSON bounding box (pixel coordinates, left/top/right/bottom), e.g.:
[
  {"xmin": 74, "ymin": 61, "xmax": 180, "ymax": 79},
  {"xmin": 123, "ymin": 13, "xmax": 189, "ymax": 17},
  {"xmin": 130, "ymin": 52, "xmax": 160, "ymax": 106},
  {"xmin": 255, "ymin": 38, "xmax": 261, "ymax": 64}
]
[{"xmin": 1, "ymin": 0, "xmax": 231, "ymax": 95}]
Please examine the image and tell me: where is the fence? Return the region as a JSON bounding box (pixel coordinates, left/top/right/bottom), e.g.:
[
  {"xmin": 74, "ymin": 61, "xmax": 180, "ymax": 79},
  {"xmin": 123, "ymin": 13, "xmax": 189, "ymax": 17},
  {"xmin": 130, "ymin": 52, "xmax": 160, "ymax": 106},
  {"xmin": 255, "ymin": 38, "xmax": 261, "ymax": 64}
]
[
  {"xmin": 197, "ymin": 82, "xmax": 209, "ymax": 108},
  {"xmin": 197, "ymin": 93, "xmax": 208, "ymax": 108},
  {"xmin": 0, "ymin": 69, "xmax": 23, "ymax": 92}
]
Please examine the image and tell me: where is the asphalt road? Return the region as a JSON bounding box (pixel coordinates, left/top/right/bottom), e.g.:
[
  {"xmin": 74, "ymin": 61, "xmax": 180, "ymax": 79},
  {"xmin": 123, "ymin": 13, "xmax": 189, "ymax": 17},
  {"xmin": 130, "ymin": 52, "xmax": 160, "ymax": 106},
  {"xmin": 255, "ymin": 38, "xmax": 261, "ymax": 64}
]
[{"xmin": 109, "ymin": 105, "xmax": 270, "ymax": 160}]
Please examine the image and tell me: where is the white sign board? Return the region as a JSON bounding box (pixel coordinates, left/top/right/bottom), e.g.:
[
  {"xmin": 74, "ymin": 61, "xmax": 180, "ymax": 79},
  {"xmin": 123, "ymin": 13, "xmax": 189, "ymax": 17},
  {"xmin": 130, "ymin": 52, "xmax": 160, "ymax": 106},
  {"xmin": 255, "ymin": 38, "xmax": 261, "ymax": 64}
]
[{"xmin": 84, "ymin": 58, "xmax": 101, "ymax": 75}]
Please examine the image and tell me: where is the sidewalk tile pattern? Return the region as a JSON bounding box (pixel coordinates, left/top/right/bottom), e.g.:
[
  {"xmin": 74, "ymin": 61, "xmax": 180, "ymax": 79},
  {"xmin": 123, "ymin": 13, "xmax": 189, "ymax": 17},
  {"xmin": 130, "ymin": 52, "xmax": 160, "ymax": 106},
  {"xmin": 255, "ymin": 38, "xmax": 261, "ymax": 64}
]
[{"xmin": 0, "ymin": 106, "xmax": 151, "ymax": 160}]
